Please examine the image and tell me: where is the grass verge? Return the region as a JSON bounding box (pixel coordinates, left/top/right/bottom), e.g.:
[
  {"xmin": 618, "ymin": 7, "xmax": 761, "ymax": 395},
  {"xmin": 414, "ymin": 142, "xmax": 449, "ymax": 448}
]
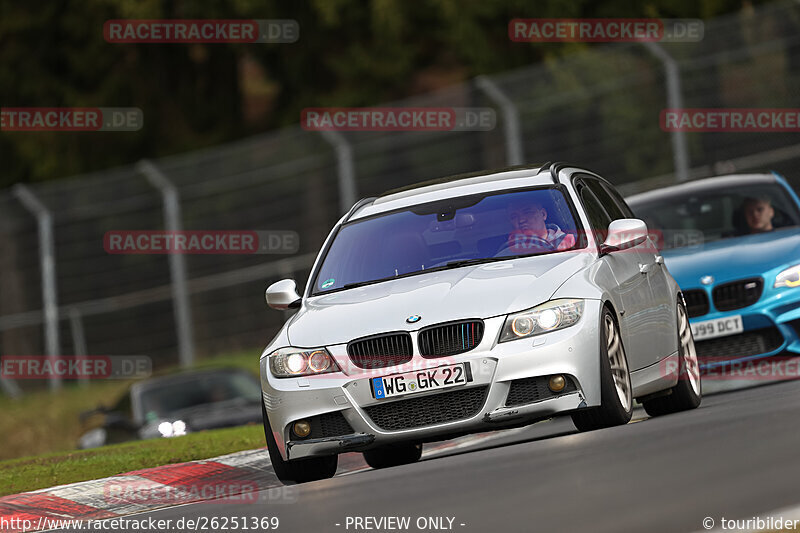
[
  {"xmin": 0, "ymin": 350, "xmax": 261, "ymax": 461},
  {"xmin": 0, "ymin": 423, "xmax": 266, "ymax": 497}
]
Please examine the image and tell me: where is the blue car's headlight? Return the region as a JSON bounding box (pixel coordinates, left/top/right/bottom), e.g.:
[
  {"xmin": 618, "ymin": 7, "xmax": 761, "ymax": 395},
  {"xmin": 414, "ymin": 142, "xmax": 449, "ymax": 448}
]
[
  {"xmin": 499, "ymin": 299, "xmax": 584, "ymax": 343},
  {"xmin": 775, "ymin": 264, "xmax": 800, "ymax": 288}
]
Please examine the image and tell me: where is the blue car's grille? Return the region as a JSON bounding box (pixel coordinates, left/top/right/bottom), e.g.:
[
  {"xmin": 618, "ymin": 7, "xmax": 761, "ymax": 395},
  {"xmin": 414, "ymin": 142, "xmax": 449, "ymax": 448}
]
[
  {"xmin": 683, "ymin": 290, "xmax": 710, "ymax": 318},
  {"xmin": 712, "ymin": 278, "xmax": 763, "ymax": 312},
  {"xmin": 418, "ymin": 320, "xmax": 484, "ymax": 358}
]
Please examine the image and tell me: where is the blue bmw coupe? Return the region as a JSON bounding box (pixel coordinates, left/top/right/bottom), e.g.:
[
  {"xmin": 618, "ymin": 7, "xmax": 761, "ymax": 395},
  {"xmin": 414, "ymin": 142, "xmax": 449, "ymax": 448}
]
[{"xmin": 628, "ymin": 173, "xmax": 800, "ymax": 370}]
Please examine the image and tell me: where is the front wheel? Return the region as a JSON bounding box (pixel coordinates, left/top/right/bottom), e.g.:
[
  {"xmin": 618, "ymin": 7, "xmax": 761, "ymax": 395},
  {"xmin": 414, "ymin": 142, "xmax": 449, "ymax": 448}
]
[
  {"xmin": 262, "ymin": 403, "xmax": 338, "ymax": 484},
  {"xmin": 642, "ymin": 302, "xmax": 702, "ymax": 417},
  {"xmin": 572, "ymin": 307, "xmax": 633, "ymax": 432}
]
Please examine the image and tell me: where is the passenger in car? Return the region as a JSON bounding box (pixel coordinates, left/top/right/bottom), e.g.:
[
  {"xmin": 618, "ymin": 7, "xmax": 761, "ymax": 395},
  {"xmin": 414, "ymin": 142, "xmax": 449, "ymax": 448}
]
[
  {"xmin": 507, "ymin": 201, "xmax": 576, "ymax": 252},
  {"xmin": 742, "ymin": 196, "xmax": 775, "ymax": 234}
]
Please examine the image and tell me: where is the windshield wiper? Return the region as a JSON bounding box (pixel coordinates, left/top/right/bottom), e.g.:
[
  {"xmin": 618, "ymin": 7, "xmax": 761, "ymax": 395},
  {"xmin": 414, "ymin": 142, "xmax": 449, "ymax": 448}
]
[
  {"xmin": 343, "ymin": 276, "xmax": 397, "ymax": 290},
  {"xmin": 340, "ymin": 257, "xmax": 504, "ymax": 291},
  {"xmin": 442, "ymin": 257, "xmax": 505, "ymax": 269}
]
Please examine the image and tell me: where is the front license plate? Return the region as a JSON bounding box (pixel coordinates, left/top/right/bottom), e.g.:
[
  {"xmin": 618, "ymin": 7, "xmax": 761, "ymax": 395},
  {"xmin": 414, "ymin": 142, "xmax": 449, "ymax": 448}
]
[
  {"xmin": 371, "ymin": 363, "xmax": 470, "ymax": 400},
  {"xmin": 691, "ymin": 315, "xmax": 743, "ymax": 341}
]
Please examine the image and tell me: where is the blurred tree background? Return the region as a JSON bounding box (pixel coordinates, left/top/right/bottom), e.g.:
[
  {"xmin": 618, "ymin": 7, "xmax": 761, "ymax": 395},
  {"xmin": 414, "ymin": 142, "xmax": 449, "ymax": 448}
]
[{"xmin": 0, "ymin": 0, "xmax": 766, "ymax": 188}]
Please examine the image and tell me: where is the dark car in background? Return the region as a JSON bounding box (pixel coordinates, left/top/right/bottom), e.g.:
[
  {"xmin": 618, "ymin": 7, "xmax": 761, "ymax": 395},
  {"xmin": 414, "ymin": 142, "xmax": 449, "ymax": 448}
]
[{"xmin": 78, "ymin": 368, "xmax": 263, "ymax": 449}]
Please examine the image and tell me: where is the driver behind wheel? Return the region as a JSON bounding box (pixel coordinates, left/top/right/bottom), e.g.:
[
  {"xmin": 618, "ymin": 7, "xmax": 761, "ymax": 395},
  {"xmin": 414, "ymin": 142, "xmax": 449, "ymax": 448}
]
[
  {"xmin": 742, "ymin": 196, "xmax": 775, "ymax": 234},
  {"xmin": 507, "ymin": 200, "xmax": 576, "ymax": 253}
]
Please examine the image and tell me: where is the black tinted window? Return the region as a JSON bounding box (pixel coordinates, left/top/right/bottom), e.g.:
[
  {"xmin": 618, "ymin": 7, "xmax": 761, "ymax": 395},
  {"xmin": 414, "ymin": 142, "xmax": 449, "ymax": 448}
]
[
  {"xmin": 603, "ymin": 182, "xmax": 636, "ymax": 218},
  {"xmin": 585, "ymin": 178, "xmax": 625, "ymax": 220},
  {"xmin": 579, "ymin": 184, "xmax": 612, "ymax": 244}
]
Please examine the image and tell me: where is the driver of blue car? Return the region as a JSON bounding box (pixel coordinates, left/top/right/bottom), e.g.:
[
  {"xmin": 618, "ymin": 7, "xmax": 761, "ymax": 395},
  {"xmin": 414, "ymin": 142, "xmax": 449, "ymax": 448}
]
[{"xmin": 742, "ymin": 196, "xmax": 775, "ymax": 234}]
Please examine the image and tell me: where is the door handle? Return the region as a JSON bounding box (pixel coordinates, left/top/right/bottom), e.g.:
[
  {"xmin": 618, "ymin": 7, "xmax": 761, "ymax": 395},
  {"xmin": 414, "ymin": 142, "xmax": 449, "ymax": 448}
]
[{"xmin": 640, "ymin": 255, "xmax": 664, "ymax": 274}]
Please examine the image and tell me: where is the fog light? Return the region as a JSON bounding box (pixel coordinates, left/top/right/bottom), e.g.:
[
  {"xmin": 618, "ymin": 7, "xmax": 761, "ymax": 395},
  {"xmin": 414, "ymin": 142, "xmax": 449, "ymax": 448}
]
[
  {"xmin": 292, "ymin": 420, "xmax": 312, "ymax": 438},
  {"xmin": 548, "ymin": 375, "xmax": 566, "ymax": 392}
]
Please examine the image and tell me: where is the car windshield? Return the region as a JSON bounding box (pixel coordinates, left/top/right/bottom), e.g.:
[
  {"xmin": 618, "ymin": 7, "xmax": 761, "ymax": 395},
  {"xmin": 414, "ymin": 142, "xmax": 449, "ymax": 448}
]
[
  {"xmin": 139, "ymin": 372, "xmax": 262, "ymax": 420},
  {"xmin": 629, "ymin": 182, "xmax": 800, "ymax": 250},
  {"xmin": 312, "ymin": 186, "xmax": 582, "ymax": 295}
]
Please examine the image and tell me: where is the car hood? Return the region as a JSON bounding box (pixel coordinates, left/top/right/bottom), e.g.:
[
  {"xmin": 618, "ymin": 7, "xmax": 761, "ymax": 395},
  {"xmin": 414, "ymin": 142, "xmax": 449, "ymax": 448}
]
[
  {"xmin": 662, "ymin": 228, "xmax": 800, "ymax": 288},
  {"xmin": 288, "ymin": 252, "xmax": 591, "ymax": 347}
]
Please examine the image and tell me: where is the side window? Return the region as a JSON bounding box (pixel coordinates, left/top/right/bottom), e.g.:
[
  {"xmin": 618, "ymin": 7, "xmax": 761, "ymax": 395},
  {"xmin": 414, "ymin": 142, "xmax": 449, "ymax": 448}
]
[
  {"xmin": 602, "ymin": 182, "xmax": 636, "ymax": 219},
  {"xmin": 585, "ymin": 178, "xmax": 625, "ymax": 220},
  {"xmin": 111, "ymin": 391, "xmax": 133, "ymax": 418},
  {"xmin": 577, "ymin": 182, "xmax": 612, "ymax": 245}
]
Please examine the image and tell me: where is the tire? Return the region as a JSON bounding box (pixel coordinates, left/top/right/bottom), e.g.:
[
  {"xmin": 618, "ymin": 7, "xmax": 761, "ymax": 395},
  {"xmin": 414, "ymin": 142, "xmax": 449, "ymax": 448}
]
[
  {"xmin": 571, "ymin": 307, "xmax": 633, "ymax": 432},
  {"xmin": 262, "ymin": 403, "xmax": 338, "ymax": 484},
  {"xmin": 363, "ymin": 442, "xmax": 423, "ymax": 469},
  {"xmin": 642, "ymin": 301, "xmax": 702, "ymax": 417}
]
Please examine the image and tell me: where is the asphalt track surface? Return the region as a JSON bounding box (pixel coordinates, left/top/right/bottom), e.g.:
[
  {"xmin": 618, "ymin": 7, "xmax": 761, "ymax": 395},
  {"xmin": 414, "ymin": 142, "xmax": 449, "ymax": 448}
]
[{"xmin": 56, "ymin": 380, "xmax": 800, "ymax": 533}]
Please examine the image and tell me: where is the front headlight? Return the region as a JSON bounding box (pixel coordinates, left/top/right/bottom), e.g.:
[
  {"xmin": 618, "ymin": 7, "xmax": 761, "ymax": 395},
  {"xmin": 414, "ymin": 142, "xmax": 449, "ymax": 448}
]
[
  {"xmin": 775, "ymin": 264, "xmax": 800, "ymax": 288},
  {"xmin": 269, "ymin": 347, "xmax": 341, "ymax": 378},
  {"xmin": 157, "ymin": 420, "xmax": 188, "ymax": 438},
  {"xmin": 499, "ymin": 299, "xmax": 585, "ymax": 343}
]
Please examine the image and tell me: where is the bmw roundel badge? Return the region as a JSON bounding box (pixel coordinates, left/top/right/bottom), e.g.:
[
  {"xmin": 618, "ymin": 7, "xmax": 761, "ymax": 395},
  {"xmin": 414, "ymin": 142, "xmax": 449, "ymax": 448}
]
[{"xmin": 406, "ymin": 315, "xmax": 421, "ymax": 324}]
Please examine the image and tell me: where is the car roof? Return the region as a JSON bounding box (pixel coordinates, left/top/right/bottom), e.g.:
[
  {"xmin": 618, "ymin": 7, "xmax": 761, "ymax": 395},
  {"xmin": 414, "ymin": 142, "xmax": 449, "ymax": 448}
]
[
  {"xmin": 349, "ymin": 164, "xmax": 585, "ymax": 221},
  {"xmin": 131, "ymin": 367, "xmax": 254, "ymax": 393},
  {"xmin": 626, "ymin": 173, "xmax": 778, "ymax": 205}
]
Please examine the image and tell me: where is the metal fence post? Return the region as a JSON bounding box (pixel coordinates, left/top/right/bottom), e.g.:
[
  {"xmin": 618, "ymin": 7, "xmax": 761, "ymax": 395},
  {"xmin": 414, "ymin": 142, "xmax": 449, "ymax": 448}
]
[
  {"xmin": 69, "ymin": 307, "xmax": 89, "ymax": 387},
  {"xmin": 321, "ymin": 131, "xmax": 357, "ymax": 213},
  {"xmin": 137, "ymin": 159, "xmax": 195, "ymax": 368},
  {"xmin": 12, "ymin": 184, "xmax": 61, "ymax": 391},
  {"xmin": 642, "ymin": 41, "xmax": 690, "ymax": 183},
  {"xmin": 475, "ymin": 76, "xmax": 524, "ymax": 166}
]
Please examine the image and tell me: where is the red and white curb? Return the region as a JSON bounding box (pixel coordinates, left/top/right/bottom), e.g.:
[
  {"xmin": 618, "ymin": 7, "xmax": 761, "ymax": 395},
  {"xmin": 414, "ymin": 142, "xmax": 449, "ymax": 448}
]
[
  {"xmin": 0, "ymin": 448, "xmax": 277, "ymax": 533},
  {"xmin": 0, "ymin": 429, "xmax": 525, "ymax": 533}
]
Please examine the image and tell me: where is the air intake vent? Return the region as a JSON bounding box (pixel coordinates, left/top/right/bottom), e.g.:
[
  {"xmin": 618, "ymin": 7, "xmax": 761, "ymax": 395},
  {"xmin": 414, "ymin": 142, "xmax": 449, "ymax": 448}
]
[
  {"xmin": 306, "ymin": 411, "xmax": 354, "ymax": 439},
  {"xmin": 418, "ymin": 320, "xmax": 484, "ymax": 358},
  {"xmin": 696, "ymin": 326, "xmax": 783, "ymax": 361},
  {"xmin": 364, "ymin": 386, "xmax": 488, "ymax": 431},
  {"xmin": 347, "ymin": 332, "xmax": 413, "ymax": 369}
]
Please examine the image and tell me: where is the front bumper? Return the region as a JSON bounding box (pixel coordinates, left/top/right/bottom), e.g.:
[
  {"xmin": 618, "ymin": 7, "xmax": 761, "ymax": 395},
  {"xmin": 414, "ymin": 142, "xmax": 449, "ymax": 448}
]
[
  {"xmin": 689, "ymin": 286, "xmax": 800, "ymax": 370},
  {"xmin": 260, "ymin": 300, "xmax": 603, "ymax": 461}
]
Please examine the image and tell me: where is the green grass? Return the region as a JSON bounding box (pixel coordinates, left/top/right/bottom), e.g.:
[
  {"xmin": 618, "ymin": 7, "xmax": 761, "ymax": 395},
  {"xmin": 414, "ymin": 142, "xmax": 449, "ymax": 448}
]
[
  {"xmin": 0, "ymin": 350, "xmax": 262, "ymax": 462},
  {"xmin": 0, "ymin": 424, "xmax": 266, "ymax": 497}
]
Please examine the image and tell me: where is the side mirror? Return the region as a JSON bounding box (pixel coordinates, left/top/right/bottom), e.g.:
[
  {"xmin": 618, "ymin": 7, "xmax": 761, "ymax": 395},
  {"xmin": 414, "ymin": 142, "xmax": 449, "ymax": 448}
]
[
  {"xmin": 600, "ymin": 219, "xmax": 648, "ymax": 255},
  {"xmin": 266, "ymin": 279, "xmax": 302, "ymax": 310}
]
